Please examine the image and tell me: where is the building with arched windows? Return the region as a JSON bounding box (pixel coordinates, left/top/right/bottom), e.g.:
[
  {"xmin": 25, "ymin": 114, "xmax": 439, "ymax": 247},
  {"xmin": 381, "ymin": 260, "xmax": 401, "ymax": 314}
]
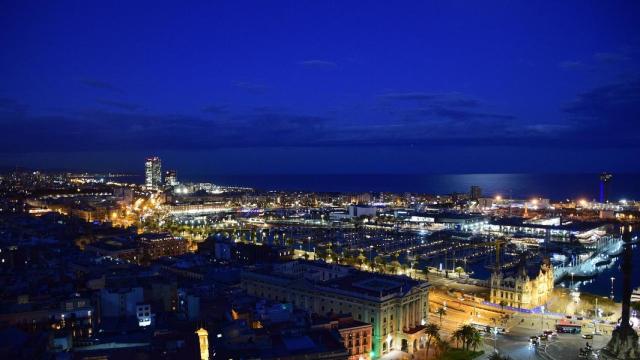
[{"xmin": 490, "ymin": 258, "xmax": 554, "ymax": 309}]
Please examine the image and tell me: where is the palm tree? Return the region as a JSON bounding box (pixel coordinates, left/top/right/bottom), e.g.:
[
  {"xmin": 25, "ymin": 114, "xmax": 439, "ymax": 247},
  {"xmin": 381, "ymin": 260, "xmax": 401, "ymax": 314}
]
[
  {"xmin": 470, "ymin": 330, "xmax": 483, "ymax": 351},
  {"xmin": 424, "ymin": 323, "xmax": 440, "ymax": 357},
  {"xmin": 356, "ymin": 251, "xmax": 366, "ymax": 269},
  {"xmin": 463, "ymin": 325, "xmax": 477, "ymax": 351},
  {"xmin": 435, "ymin": 336, "xmax": 449, "ymax": 357},
  {"xmin": 389, "ymin": 254, "xmax": 401, "ymax": 274},
  {"xmin": 454, "ymin": 324, "xmax": 476, "ymax": 351},
  {"xmin": 374, "ymin": 256, "xmax": 387, "ymax": 273},
  {"xmin": 436, "ymin": 307, "xmax": 447, "ymax": 326},
  {"xmin": 499, "ymin": 300, "xmax": 508, "ymax": 312},
  {"xmin": 451, "ymin": 328, "xmax": 464, "ymax": 349}
]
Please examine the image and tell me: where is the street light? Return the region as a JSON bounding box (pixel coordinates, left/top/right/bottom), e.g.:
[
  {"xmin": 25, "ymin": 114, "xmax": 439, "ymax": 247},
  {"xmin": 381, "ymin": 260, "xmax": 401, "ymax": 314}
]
[
  {"xmin": 540, "ymin": 306, "xmax": 545, "ymax": 333},
  {"xmin": 492, "ymin": 326, "xmax": 498, "ymax": 353},
  {"xmin": 610, "ymin": 277, "xmax": 615, "ymax": 300},
  {"xmin": 571, "ymin": 272, "xmax": 575, "ymax": 290}
]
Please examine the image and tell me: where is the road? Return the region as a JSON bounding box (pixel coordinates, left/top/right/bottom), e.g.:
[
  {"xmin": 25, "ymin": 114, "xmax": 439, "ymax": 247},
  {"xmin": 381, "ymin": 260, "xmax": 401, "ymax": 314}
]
[{"xmin": 428, "ymin": 290, "xmax": 613, "ymax": 360}]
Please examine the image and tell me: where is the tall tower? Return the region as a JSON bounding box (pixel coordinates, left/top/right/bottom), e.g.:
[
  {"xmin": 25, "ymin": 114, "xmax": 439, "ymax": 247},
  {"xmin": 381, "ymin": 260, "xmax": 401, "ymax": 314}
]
[
  {"xmin": 599, "ymin": 172, "xmax": 612, "ymax": 203},
  {"xmin": 195, "ymin": 327, "xmax": 210, "ymax": 360},
  {"xmin": 145, "ymin": 157, "xmax": 162, "ymax": 190},
  {"xmin": 470, "ymin": 185, "xmax": 482, "ymax": 200}
]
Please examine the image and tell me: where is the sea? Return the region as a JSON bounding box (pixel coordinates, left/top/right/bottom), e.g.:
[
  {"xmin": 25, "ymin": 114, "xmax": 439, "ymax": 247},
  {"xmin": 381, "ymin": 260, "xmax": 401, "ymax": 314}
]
[{"xmin": 183, "ymin": 173, "xmax": 639, "ymax": 201}]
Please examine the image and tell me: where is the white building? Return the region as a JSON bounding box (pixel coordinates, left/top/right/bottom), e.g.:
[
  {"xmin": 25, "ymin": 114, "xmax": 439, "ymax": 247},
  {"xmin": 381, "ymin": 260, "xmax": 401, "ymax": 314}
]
[{"xmin": 145, "ymin": 156, "xmax": 162, "ymax": 190}]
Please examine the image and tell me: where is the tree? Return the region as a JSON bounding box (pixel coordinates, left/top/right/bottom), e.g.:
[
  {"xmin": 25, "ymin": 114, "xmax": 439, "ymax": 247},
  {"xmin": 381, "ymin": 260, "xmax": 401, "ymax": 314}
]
[
  {"xmin": 374, "ymin": 256, "xmax": 387, "ymax": 273},
  {"xmin": 452, "ymin": 328, "xmax": 464, "ymax": 349},
  {"xmin": 356, "ymin": 251, "xmax": 366, "ymax": 269},
  {"xmin": 453, "ymin": 324, "xmax": 478, "ymax": 351},
  {"xmin": 436, "ymin": 307, "xmax": 447, "ymax": 326},
  {"xmin": 461, "ymin": 325, "xmax": 477, "ymax": 351},
  {"xmin": 435, "ymin": 335, "xmax": 449, "ymax": 357},
  {"xmin": 389, "ymin": 254, "xmax": 401, "ymax": 274},
  {"xmin": 499, "ymin": 300, "xmax": 508, "ymax": 312},
  {"xmin": 424, "ymin": 323, "xmax": 440, "ymax": 357},
  {"xmin": 470, "ymin": 330, "xmax": 483, "ymax": 351}
]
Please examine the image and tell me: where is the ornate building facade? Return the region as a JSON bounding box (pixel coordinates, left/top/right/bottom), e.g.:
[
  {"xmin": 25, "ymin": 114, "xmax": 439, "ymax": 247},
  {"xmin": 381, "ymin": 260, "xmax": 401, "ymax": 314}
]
[{"xmin": 490, "ymin": 259, "xmax": 554, "ymax": 309}]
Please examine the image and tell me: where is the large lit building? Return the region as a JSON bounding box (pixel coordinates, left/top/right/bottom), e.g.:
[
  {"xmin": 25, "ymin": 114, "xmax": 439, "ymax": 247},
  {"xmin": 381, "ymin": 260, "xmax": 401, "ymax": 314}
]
[
  {"xmin": 145, "ymin": 156, "xmax": 162, "ymax": 190},
  {"xmin": 490, "ymin": 258, "xmax": 554, "ymax": 309},
  {"xmin": 241, "ymin": 261, "xmax": 430, "ymax": 358},
  {"xmin": 136, "ymin": 233, "xmax": 187, "ymax": 261},
  {"xmin": 165, "ymin": 169, "xmax": 178, "ymax": 187}
]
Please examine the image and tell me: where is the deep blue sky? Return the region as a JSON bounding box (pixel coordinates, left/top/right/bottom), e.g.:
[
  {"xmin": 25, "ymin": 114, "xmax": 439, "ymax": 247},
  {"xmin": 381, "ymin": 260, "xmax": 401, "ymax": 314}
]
[{"xmin": 1, "ymin": 1, "xmax": 639, "ymax": 175}]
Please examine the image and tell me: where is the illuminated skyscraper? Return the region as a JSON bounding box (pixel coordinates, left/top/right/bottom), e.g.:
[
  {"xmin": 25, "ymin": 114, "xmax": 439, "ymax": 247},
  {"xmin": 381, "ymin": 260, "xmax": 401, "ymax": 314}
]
[
  {"xmin": 599, "ymin": 172, "xmax": 612, "ymax": 203},
  {"xmin": 145, "ymin": 157, "xmax": 162, "ymax": 190}
]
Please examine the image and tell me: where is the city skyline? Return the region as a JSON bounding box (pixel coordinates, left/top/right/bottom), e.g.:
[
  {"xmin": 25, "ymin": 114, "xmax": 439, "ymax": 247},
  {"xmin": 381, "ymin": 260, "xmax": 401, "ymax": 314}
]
[
  {"xmin": 2, "ymin": 1, "xmax": 640, "ymax": 174},
  {"xmin": 2, "ymin": 2, "xmax": 640, "ymax": 359}
]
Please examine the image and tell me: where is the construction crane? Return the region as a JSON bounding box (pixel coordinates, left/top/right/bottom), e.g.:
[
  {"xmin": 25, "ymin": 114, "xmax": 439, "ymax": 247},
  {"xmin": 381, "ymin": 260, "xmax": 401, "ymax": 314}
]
[{"xmin": 443, "ymin": 236, "xmax": 509, "ymax": 273}]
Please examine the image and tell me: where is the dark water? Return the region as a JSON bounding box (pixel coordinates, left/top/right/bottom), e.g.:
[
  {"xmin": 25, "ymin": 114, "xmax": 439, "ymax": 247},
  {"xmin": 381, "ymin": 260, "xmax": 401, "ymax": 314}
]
[
  {"xmin": 186, "ymin": 173, "xmax": 639, "ymax": 201},
  {"xmin": 421, "ymin": 243, "xmax": 640, "ymax": 301},
  {"xmin": 556, "ymin": 244, "xmax": 640, "ymax": 302}
]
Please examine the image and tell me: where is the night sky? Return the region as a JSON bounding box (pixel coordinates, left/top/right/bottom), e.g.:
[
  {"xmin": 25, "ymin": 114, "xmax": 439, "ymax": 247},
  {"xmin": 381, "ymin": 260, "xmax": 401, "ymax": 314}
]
[{"xmin": 1, "ymin": 1, "xmax": 639, "ymax": 175}]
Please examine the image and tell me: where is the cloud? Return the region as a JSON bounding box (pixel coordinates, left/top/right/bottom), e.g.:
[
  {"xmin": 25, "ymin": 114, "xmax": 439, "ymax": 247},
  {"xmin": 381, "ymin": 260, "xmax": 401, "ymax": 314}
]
[
  {"xmin": 96, "ymin": 99, "xmax": 142, "ymax": 111},
  {"xmin": 559, "ymin": 61, "xmax": 588, "ymax": 70},
  {"xmin": 201, "ymin": 105, "xmax": 227, "ymax": 114},
  {"xmin": 378, "ymin": 92, "xmax": 480, "ymax": 108},
  {"xmin": 429, "ymin": 107, "xmax": 515, "ymax": 121},
  {"xmin": 0, "ymin": 108, "xmax": 334, "ymax": 152},
  {"xmin": 297, "ymin": 60, "xmax": 337, "ymax": 68},
  {"xmin": 81, "ymin": 79, "xmax": 125, "ymax": 94},
  {"xmin": 0, "ymin": 97, "xmax": 28, "ymax": 113},
  {"xmin": 594, "ymin": 52, "xmax": 630, "ymax": 64},
  {"xmin": 2, "ymin": 79, "xmax": 639, "ymax": 154},
  {"xmin": 563, "ymin": 78, "xmax": 640, "ymax": 135},
  {"xmin": 378, "ymin": 92, "xmax": 443, "ymax": 101},
  {"xmin": 233, "ymin": 81, "xmax": 268, "ymax": 94},
  {"xmin": 378, "ymin": 91, "xmax": 512, "ymax": 123}
]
